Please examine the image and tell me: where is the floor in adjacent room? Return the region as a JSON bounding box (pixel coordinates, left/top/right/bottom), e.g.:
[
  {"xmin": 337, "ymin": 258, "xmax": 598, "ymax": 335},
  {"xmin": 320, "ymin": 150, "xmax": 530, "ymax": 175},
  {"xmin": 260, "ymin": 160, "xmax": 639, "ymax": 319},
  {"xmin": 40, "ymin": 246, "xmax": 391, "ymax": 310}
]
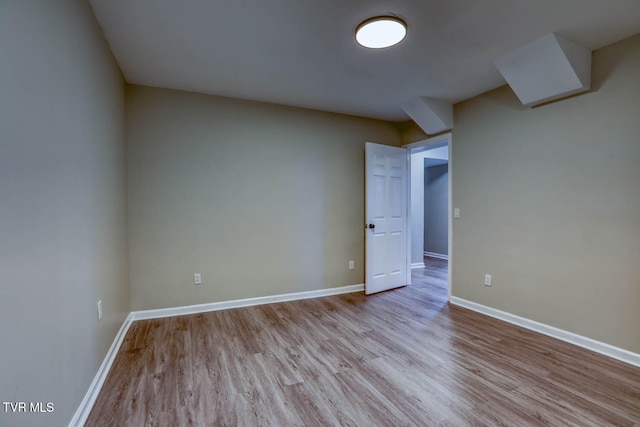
[{"xmin": 87, "ymin": 256, "xmax": 640, "ymax": 426}]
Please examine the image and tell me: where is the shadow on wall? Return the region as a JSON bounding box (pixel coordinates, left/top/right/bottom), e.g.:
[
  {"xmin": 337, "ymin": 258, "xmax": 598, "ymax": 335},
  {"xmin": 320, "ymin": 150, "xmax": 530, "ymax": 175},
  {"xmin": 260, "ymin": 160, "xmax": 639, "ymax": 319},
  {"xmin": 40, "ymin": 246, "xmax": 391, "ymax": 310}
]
[{"xmin": 424, "ymin": 163, "xmax": 449, "ymax": 257}]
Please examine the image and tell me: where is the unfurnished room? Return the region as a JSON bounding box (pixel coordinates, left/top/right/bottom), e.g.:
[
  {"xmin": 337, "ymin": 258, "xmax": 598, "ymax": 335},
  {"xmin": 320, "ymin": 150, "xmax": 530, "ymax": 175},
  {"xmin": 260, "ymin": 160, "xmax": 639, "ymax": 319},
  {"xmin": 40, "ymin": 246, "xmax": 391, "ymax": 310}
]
[{"xmin": 1, "ymin": 0, "xmax": 640, "ymax": 426}]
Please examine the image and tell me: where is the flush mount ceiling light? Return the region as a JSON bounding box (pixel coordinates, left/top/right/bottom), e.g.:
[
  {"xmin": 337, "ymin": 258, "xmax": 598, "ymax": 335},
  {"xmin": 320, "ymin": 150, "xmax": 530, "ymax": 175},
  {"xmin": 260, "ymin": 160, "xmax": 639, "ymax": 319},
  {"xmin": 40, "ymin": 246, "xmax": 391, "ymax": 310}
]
[{"xmin": 355, "ymin": 16, "xmax": 407, "ymax": 49}]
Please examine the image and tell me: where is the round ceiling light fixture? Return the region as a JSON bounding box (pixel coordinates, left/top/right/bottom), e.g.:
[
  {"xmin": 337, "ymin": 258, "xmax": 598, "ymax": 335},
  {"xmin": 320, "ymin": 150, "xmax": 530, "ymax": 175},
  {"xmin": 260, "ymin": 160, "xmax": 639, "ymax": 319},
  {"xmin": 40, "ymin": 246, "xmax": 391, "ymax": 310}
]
[{"xmin": 355, "ymin": 16, "xmax": 407, "ymax": 49}]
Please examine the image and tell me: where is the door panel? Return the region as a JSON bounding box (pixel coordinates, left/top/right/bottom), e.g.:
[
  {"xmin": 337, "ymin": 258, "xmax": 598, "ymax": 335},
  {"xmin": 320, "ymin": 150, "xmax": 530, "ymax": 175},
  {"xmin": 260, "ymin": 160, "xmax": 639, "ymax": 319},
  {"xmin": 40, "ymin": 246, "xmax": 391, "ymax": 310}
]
[{"xmin": 365, "ymin": 142, "xmax": 408, "ymax": 295}]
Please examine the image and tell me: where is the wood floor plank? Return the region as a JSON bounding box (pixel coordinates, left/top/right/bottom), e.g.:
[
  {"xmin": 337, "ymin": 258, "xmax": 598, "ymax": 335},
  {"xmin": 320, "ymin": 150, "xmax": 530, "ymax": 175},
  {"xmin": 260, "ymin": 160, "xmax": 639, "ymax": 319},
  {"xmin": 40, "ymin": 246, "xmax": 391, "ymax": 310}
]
[
  {"xmin": 282, "ymin": 381, "xmax": 346, "ymax": 426},
  {"xmin": 86, "ymin": 257, "xmax": 640, "ymax": 426}
]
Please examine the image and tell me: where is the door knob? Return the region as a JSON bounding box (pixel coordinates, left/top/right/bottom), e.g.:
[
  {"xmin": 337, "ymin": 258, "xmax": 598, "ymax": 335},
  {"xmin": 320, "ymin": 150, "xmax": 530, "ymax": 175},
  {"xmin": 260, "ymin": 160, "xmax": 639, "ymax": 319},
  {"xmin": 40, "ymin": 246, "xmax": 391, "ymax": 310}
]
[{"xmin": 368, "ymin": 224, "xmax": 375, "ymax": 229}]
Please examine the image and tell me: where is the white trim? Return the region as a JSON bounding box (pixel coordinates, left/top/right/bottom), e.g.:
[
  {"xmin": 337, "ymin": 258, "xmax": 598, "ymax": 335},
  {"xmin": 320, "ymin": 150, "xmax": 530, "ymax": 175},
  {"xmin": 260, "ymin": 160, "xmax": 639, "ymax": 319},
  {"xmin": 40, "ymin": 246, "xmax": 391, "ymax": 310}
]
[
  {"xmin": 411, "ymin": 262, "xmax": 426, "ymax": 269},
  {"xmin": 131, "ymin": 284, "xmax": 365, "ymax": 321},
  {"xmin": 447, "ymin": 136, "xmax": 452, "ymax": 303},
  {"xmin": 69, "ymin": 284, "xmax": 365, "ymax": 425},
  {"xmin": 403, "ymin": 136, "xmax": 449, "ymax": 151},
  {"xmin": 406, "ymin": 149, "xmax": 412, "ymax": 285},
  {"xmin": 423, "ymin": 251, "xmax": 448, "ymax": 260},
  {"xmin": 68, "ymin": 313, "xmax": 134, "ymax": 427},
  {"xmin": 449, "ymin": 297, "xmax": 640, "ymax": 368}
]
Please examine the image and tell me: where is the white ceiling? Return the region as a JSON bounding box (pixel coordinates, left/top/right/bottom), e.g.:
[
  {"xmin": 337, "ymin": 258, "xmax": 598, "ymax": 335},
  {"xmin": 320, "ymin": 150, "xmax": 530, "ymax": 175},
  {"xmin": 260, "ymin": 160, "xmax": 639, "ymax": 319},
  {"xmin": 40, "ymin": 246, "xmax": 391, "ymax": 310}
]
[{"xmin": 88, "ymin": 0, "xmax": 640, "ymax": 121}]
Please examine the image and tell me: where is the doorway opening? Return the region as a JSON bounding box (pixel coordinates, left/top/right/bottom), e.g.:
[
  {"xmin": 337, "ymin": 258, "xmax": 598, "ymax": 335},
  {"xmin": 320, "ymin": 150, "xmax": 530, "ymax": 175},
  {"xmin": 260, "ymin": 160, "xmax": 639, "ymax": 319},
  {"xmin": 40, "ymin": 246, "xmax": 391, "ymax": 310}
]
[{"xmin": 404, "ymin": 133, "xmax": 452, "ymax": 302}]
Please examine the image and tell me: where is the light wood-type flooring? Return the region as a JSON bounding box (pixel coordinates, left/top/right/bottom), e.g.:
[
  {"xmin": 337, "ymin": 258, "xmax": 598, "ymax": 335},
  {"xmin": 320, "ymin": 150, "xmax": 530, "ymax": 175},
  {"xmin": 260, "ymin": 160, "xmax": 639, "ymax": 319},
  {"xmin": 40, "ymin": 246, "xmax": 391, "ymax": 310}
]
[{"xmin": 87, "ymin": 257, "xmax": 640, "ymax": 426}]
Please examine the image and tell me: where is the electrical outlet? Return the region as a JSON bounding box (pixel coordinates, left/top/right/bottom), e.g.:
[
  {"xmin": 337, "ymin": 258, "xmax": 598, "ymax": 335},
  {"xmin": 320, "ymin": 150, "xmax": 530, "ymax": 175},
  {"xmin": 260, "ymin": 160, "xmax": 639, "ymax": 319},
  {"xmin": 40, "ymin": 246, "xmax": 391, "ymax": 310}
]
[
  {"xmin": 454, "ymin": 208, "xmax": 460, "ymax": 219},
  {"xmin": 484, "ymin": 274, "xmax": 492, "ymax": 287},
  {"xmin": 348, "ymin": 260, "xmax": 355, "ymax": 270},
  {"xmin": 194, "ymin": 273, "xmax": 202, "ymax": 285},
  {"xmin": 97, "ymin": 300, "xmax": 103, "ymax": 320}
]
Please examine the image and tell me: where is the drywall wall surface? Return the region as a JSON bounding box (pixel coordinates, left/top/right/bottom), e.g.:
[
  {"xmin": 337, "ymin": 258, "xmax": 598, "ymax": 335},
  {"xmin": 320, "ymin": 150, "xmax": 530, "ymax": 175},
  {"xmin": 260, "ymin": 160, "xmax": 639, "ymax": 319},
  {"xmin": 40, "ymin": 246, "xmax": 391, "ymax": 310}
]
[
  {"xmin": 0, "ymin": 1, "xmax": 129, "ymax": 426},
  {"xmin": 452, "ymin": 33, "xmax": 640, "ymax": 353},
  {"xmin": 410, "ymin": 153, "xmax": 427, "ymax": 265},
  {"xmin": 397, "ymin": 120, "xmax": 429, "ymax": 145},
  {"xmin": 424, "ymin": 164, "xmax": 449, "ymax": 256},
  {"xmin": 126, "ymin": 85, "xmax": 400, "ymax": 310}
]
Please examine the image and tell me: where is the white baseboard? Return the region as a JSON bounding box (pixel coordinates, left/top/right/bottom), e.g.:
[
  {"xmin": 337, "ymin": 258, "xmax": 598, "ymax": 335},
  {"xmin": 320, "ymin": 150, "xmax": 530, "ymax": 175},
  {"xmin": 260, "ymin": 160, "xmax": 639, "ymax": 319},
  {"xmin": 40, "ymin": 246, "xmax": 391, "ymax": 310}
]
[
  {"xmin": 411, "ymin": 262, "xmax": 426, "ymax": 269},
  {"xmin": 68, "ymin": 313, "xmax": 134, "ymax": 427},
  {"xmin": 131, "ymin": 283, "xmax": 365, "ymax": 321},
  {"xmin": 449, "ymin": 296, "xmax": 640, "ymax": 368},
  {"xmin": 423, "ymin": 251, "xmax": 448, "ymax": 260},
  {"xmin": 69, "ymin": 283, "xmax": 365, "ymax": 425}
]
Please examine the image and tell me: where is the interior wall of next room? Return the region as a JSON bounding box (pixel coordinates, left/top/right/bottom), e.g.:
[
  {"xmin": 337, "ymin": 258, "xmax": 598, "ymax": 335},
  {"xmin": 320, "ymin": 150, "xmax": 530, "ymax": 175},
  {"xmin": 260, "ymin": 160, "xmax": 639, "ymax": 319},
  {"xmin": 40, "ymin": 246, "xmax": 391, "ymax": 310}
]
[{"xmin": 424, "ymin": 163, "xmax": 449, "ymax": 256}]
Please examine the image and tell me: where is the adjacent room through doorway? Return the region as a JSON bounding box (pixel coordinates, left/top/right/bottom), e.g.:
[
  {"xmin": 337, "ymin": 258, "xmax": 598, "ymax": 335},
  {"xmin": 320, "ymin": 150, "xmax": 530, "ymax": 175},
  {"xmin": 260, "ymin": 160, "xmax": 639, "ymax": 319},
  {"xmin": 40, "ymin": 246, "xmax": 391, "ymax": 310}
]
[{"xmin": 407, "ymin": 134, "xmax": 451, "ymax": 301}]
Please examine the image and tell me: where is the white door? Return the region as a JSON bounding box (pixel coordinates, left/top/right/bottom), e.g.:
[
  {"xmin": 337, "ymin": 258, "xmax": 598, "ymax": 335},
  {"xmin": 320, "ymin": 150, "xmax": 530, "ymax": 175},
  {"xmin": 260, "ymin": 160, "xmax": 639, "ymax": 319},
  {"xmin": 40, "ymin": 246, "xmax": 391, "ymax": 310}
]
[{"xmin": 365, "ymin": 142, "xmax": 409, "ymax": 295}]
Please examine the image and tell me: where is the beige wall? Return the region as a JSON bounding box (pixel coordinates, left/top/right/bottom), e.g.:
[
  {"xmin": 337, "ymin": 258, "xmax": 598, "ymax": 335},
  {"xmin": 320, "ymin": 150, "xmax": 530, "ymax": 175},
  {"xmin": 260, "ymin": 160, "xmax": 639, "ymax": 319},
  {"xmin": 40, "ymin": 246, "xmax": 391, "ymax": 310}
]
[
  {"xmin": 126, "ymin": 85, "xmax": 400, "ymax": 310},
  {"xmin": 0, "ymin": 1, "xmax": 129, "ymax": 426},
  {"xmin": 452, "ymin": 34, "xmax": 640, "ymax": 353},
  {"xmin": 2, "ymin": 4, "xmax": 637, "ymax": 424},
  {"xmin": 397, "ymin": 120, "xmax": 429, "ymax": 145}
]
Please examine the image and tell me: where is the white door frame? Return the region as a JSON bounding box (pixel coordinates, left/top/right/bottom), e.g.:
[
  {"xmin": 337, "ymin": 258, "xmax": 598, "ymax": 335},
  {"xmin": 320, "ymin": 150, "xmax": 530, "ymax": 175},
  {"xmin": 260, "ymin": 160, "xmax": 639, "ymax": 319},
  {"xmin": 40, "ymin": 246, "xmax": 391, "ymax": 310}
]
[{"xmin": 403, "ymin": 133, "xmax": 453, "ymax": 302}]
